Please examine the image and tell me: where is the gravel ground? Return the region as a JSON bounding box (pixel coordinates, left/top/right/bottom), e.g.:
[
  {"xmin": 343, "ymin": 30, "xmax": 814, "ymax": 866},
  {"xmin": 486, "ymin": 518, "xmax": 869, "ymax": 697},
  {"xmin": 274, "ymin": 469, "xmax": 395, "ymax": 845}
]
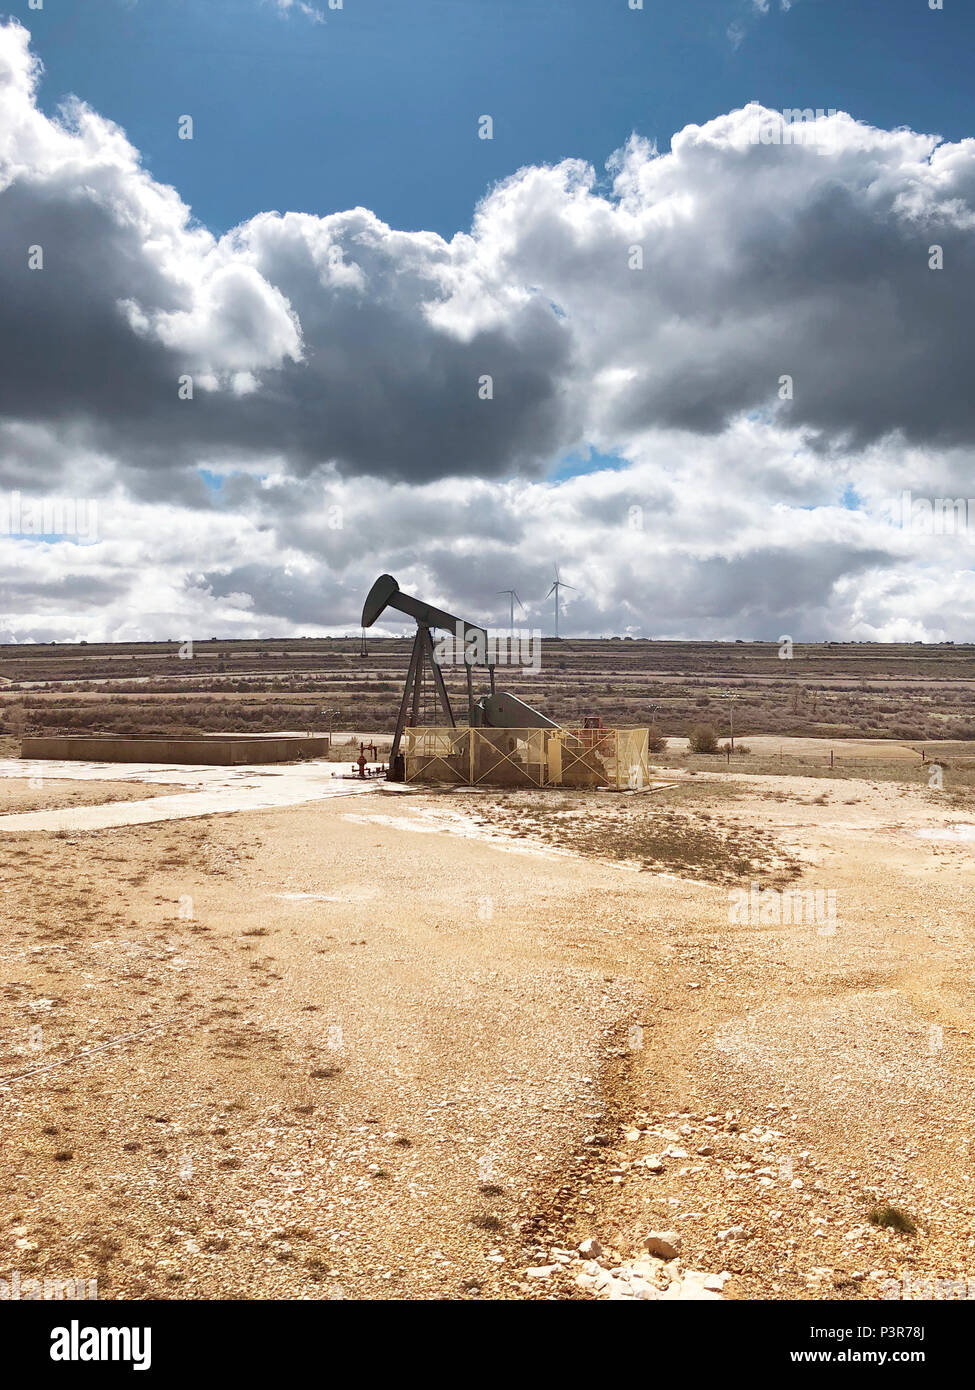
[
  {"xmin": 0, "ymin": 797, "xmax": 652, "ymax": 1299},
  {"xmin": 2, "ymin": 764, "xmax": 974, "ymax": 1300}
]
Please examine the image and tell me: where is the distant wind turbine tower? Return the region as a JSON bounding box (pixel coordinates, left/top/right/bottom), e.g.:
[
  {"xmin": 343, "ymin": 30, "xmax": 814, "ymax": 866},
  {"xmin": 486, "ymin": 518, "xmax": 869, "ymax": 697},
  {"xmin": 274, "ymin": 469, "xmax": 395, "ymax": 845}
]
[
  {"xmin": 497, "ymin": 588, "xmax": 525, "ymax": 633},
  {"xmin": 546, "ymin": 565, "xmax": 576, "ymax": 639}
]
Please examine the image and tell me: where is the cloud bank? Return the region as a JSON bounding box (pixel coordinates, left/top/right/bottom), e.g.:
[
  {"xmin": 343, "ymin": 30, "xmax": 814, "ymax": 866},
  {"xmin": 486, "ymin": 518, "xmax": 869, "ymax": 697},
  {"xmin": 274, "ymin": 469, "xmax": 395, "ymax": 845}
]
[{"xmin": 1, "ymin": 19, "xmax": 972, "ymax": 643}]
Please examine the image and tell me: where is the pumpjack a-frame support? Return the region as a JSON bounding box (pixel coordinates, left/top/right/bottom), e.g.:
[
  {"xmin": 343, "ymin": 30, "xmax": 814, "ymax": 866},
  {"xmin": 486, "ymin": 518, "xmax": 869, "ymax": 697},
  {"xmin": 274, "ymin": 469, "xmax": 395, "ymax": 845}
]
[{"xmin": 390, "ymin": 622, "xmax": 455, "ymax": 765}]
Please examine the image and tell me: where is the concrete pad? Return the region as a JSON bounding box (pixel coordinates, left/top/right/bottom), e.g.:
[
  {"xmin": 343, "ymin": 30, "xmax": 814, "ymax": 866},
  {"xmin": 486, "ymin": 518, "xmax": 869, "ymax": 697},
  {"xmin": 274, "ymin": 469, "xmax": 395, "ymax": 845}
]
[{"xmin": 0, "ymin": 757, "xmax": 386, "ymax": 832}]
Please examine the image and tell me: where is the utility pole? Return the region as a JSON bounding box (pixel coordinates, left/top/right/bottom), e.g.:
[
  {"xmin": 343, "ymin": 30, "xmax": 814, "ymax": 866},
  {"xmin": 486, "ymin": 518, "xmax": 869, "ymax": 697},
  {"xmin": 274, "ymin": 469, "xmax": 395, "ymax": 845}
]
[
  {"xmin": 722, "ymin": 690, "xmax": 739, "ymax": 752},
  {"xmin": 321, "ymin": 707, "xmax": 341, "ymax": 747}
]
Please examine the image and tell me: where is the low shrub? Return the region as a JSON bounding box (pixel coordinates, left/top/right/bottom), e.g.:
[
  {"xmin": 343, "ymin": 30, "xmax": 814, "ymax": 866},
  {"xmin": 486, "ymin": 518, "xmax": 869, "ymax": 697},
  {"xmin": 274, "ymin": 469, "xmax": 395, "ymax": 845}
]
[{"xmin": 689, "ymin": 723, "xmax": 719, "ymax": 754}]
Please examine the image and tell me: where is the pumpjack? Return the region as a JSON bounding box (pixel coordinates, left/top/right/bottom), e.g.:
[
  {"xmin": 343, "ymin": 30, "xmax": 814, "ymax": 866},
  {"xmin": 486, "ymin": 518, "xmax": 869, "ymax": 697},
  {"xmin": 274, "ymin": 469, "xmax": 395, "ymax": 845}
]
[{"xmin": 361, "ymin": 574, "xmax": 556, "ymax": 780}]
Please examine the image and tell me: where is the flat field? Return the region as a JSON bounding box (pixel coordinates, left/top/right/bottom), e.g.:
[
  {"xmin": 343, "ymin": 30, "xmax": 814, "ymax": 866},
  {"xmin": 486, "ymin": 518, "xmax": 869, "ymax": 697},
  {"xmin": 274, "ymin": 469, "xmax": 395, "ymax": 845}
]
[{"xmin": 3, "ymin": 637, "xmax": 975, "ymax": 757}]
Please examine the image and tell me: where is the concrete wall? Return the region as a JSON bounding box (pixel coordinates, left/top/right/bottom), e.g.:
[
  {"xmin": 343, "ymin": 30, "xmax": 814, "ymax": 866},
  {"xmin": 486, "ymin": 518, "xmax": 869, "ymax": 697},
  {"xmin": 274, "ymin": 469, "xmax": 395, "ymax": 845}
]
[{"xmin": 20, "ymin": 735, "xmax": 331, "ymax": 765}]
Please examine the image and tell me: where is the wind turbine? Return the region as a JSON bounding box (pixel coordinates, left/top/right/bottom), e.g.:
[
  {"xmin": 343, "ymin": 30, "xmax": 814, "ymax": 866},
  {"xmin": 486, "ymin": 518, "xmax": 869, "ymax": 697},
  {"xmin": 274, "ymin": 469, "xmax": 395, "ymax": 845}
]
[
  {"xmin": 546, "ymin": 565, "xmax": 576, "ymax": 639},
  {"xmin": 497, "ymin": 588, "xmax": 525, "ymax": 633}
]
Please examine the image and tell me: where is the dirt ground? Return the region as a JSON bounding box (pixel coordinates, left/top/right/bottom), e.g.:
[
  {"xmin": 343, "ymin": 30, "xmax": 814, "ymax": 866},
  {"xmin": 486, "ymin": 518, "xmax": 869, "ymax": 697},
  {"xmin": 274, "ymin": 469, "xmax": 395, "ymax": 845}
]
[{"xmin": 2, "ymin": 742, "xmax": 975, "ymax": 1301}]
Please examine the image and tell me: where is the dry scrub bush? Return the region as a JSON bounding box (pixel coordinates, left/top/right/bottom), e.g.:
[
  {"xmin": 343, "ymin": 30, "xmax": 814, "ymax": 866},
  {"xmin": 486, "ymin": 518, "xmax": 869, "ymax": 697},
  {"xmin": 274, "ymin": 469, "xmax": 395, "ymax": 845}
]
[{"xmin": 689, "ymin": 723, "xmax": 719, "ymax": 754}]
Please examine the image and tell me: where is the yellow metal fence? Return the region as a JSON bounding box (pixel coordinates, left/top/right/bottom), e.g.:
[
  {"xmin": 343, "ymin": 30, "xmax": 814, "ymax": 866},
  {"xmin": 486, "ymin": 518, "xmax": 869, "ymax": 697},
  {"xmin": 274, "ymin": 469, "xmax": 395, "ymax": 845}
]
[{"xmin": 402, "ymin": 727, "xmax": 650, "ymax": 790}]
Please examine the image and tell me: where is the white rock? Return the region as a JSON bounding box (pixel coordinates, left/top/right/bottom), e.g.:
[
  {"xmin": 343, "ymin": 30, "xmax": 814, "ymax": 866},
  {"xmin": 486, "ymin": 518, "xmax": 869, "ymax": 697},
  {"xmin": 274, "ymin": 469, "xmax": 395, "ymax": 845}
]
[
  {"xmin": 632, "ymin": 1282, "xmax": 664, "ymax": 1300},
  {"xmin": 717, "ymin": 1225, "xmax": 748, "ymax": 1242},
  {"xmin": 578, "ymin": 1237, "xmax": 602, "ymax": 1259},
  {"xmin": 607, "ymin": 1281, "xmax": 636, "ymax": 1300},
  {"xmin": 677, "ymin": 1275, "xmax": 722, "ymax": 1301}
]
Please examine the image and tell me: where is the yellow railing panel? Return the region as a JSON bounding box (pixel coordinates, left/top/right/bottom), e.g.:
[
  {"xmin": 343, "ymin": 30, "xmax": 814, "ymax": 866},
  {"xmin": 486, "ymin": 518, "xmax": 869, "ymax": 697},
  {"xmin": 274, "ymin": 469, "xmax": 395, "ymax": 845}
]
[{"xmin": 402, "ymin": 727, "xmax": 650, "ymax": 789}]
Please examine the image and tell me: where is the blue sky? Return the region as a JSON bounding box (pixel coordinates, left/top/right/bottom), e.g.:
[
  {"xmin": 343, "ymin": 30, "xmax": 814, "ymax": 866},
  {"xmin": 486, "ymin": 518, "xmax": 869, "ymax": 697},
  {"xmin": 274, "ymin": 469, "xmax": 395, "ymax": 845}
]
[{"xmin": 23, "ymin": 0, "xmax": 975, "ymax": 239}]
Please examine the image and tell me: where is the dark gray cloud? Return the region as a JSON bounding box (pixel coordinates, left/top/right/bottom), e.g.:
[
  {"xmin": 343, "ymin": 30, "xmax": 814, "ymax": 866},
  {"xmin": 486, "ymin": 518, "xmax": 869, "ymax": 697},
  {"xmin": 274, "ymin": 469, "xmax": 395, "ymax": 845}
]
[
  {"xmin": 486, "ymin": 123, "xmax": 975, "ymax": 456},
  {"xmin": 6, "ymin": 16, "xmax": 975, "ymax": 505},
  {"xmin": 0, "ymin": 22, "xmax": 578, "ymax": 493}
]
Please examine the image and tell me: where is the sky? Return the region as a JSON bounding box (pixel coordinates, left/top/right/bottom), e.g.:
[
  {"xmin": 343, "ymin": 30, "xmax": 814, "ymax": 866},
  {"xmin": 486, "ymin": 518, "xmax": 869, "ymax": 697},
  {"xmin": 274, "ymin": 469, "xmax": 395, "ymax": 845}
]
[{"xmin": 1, "ymin": 0, "xmax": 974, "ymax": 642}]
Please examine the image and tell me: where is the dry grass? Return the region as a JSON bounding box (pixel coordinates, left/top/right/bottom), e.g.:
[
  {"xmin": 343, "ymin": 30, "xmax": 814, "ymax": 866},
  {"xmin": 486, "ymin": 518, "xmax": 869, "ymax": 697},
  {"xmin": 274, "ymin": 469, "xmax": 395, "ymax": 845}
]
[
  {"xmin": 446, "ymin": 788, "xmax": 801, "ymax": 886},
  {"xmin": 867, "ymin": 1204, "xmax": 918, "ymax": 1235}
]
